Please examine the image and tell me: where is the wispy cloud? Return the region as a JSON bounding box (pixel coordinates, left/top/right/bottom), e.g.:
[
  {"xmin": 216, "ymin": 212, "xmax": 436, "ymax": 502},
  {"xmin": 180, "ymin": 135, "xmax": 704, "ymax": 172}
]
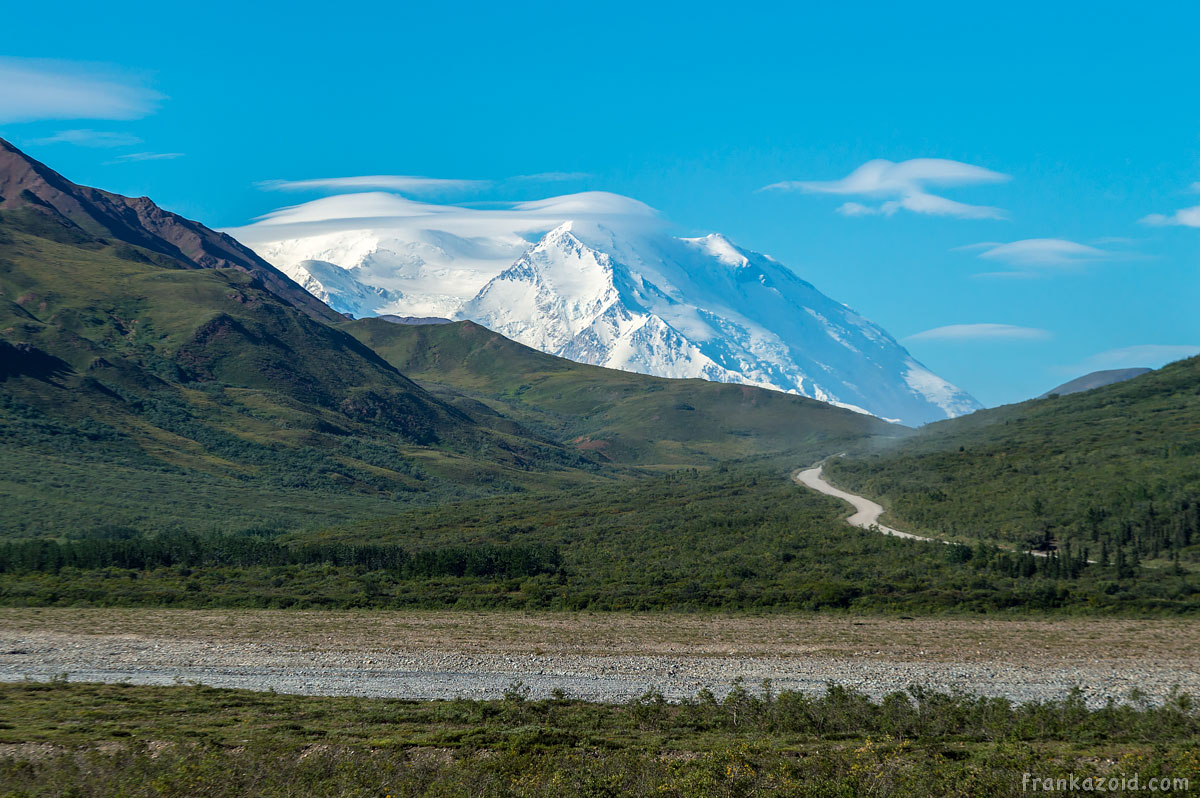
[
  {"xmin": 1141, "ymin": 204, "xmax": 1200, "ymax": 228},
  {"xmin": 1139, "ymin": 179, "xmax": 1200, "ymax": 227},
  {"xmin": 104, "ymin": 152, "xmax": 184, "ymax": 165},
  {"xmin": 1057, "ymin": 344, "xmax": 1200, "ymax": 374},
  {"xmin": 510, "ymin": 171, "xmax": 592, "ymax": 183},
  {"xmin": 961, "ymin": 238, "xmax": 1139, "ymax": 278},
  {"xmin": 0, "ymin": 57, "xmax": 162, "ymax": 123},
  {"xmin": 256, "ymin": 175, "xmax": 490, "ymax": 195},
  {"xmin": 965, "ymin": 238, "xmax": 1119, "ymax": 267},
  {"xmin": 763, "ymin": 158, "xmax": 1009, "ymax": 219},
  {"xmin": 905, "ymin": 323, "xmax": 1051, "ymax": 342},
  {"xmin": 31, "ymin": 129, "xmax": 142, "ymax": 148},
  {"xmin": 256, "ymin": 171, "xmax": 591, "ymax": 196},
  {"xmin": 971, "ymin": 271, "xmax": 1042, "ymax": 280}
]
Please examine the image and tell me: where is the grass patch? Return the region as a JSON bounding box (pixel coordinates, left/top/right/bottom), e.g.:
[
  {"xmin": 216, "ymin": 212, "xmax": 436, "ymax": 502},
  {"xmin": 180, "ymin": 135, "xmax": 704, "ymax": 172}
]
[{"xmin": 0, "ymin": 681, "xmax": 1196, "ymax": 796}]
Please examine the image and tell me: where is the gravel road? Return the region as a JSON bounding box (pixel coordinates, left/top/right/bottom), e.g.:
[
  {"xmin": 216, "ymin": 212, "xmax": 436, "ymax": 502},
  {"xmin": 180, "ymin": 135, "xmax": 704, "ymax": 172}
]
[
  {"xmin": 794, "ymin": 463, "xmax": 932, "ymax": 541},
  {"xmin": 2, "ymin": 630, "xmax": 1194, "ymax": 707}
]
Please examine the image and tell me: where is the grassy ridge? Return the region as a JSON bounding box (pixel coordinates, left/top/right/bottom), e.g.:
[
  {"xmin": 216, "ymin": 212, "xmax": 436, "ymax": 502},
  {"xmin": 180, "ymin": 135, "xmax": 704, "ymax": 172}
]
[{"xmin": 346, "ymin": 317, "xmax": 896, "ymax": 465}]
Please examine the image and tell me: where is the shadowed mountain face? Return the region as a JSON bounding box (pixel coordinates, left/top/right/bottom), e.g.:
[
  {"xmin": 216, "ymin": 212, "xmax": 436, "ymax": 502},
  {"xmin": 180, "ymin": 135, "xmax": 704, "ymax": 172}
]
[
  {"xmin": 1039, "ymin": 368, "xmax": 1152, "ymax": 398},
  {"xmin": 0, "ymin": 137, "xmax": 339, "ymax": 323}
]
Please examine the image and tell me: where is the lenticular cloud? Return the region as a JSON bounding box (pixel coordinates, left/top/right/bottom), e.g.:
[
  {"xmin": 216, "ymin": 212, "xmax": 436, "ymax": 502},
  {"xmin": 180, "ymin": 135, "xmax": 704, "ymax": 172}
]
[{"xmin": 763, "ymin": 158, "xmax": 1009, "ymax": 220}]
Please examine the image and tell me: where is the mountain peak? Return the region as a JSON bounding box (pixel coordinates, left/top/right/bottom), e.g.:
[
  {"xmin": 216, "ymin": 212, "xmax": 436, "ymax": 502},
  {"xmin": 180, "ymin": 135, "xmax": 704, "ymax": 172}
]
[
  {"xmin": 239, "ymin": 189, "xmax": 981, "ymax": 425},
  {"xmin": 681, "ymin": 232, "xmax": 752, "ymax": 268},
  {"xmin": 539, "ymin": 220, "xmax": 578, "ymax": 242}
]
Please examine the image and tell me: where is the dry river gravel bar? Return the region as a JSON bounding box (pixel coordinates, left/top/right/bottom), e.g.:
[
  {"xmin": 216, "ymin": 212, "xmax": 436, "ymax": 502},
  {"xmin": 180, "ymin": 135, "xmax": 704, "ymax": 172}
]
[{"xmin": 1, "ymin": 609, "xmax": 1196, "ymax": 707}]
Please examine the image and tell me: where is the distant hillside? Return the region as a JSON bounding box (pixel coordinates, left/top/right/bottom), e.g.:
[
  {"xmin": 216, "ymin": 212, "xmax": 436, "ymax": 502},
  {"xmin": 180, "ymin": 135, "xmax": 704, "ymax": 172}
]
[
  {"xmin": 345, "ymin": 318, "xmax": 900, "ymax": 465},
  {"xmin": 828, "ymin": 358, "xmax": 1200, "ymax": 572},
  {"xmin": 1039, "ymin": 368, "xmax": 1152, "ymax": 398}
]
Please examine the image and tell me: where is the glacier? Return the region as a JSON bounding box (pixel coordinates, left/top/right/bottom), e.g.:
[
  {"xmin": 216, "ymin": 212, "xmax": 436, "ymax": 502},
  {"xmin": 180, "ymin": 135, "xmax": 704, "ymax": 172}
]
[{"xmin": 227, "ymin": 191, "xmax": 980, "ymax": 426}]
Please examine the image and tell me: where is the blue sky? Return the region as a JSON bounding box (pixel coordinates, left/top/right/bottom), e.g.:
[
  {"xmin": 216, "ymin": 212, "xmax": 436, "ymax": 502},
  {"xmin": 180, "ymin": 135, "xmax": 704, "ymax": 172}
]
[{"xmin": 1, "ymin": 0, "xmax": 1197, "ymax": 406}]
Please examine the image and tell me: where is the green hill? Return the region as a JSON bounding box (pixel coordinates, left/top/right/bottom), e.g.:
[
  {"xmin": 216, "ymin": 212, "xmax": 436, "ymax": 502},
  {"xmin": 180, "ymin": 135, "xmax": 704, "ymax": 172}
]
[
  {"xmin": 0, "ymin": 143, "xmax": 609, "ymax": 536},
  {"xmin": 828, "ymin": 356, "xmax": 1200, "ymax": 571},
  {"xmin": 345, "ymin": 317, "xmax": 897, "ymax": 466},
  {"xmin": 0, "ymin": 213, "xmax": 602, "ymax": 535}
]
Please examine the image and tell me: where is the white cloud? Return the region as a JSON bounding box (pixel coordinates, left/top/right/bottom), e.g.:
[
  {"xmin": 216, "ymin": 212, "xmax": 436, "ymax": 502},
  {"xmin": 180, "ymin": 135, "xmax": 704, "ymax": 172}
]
[
  {"xmin": 905, "ymin": 323, "xmax": 1051, "ymax": 343},
  {"xmin": 969, "ymin": 238, "xmax": 1116, "ymax": 267},
  {"xmin": 835, "ymin": 201, "xmax": 878, "ymax": 216},
  {"xmin": 763, "ymin": 158, "xmax": 1009, "ymax": 219},
  {"xmin": 0, "ymin": 58, "xmax": 162, "ymax": 123},
  {"xmin": 105, "ymin": 152, "xmax": 184, "ymax": 164},
  {"xmin": 31, "ymin": 129, "xmax": 142, "ymax": 148},
  {"xmin": 225, "ymin": 190, "xmax": 661, "ymax": 246},
  {"xmin": 256, "ymin": 175, "xmax": 490, "ymax": 195},
  {"xmin": 1140, "ymin": 179, "xmax": 1200, "ymax": 227},
  {"xmin": 1141, "ymin": 204, "xmax": 1200, "ymax": 228},
  {"xmin": 1059, "ymin": 344, "xmax": 1200, "ymax": 374}
]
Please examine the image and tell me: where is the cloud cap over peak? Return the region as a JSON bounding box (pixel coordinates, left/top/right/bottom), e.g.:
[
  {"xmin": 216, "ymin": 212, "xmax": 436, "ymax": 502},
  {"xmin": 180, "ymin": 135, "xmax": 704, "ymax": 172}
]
[
  {"xmin": 227, "ymin": 189, "xmax": 663, "ymax": 245},
  {"xmin": 763, "ymin": 157, "xmax": 1010, "ymax": 220}
]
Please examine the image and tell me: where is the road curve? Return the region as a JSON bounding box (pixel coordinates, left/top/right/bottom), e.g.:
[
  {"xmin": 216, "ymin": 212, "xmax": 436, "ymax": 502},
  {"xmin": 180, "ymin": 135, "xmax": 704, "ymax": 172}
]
[{"xmin": 794, "ymin": 463, "xmax": 935, "ymax": 542}]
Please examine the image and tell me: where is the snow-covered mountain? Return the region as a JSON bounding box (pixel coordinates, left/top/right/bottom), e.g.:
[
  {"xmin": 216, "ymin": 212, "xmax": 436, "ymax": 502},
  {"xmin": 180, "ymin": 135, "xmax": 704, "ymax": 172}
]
[
  {"xmin": 287, "ymin": 258, "xmax": 404, "ymax": 319},
  {"xmin": 228, "ymin": 192, "xmax": 980, "ymax": 425}
]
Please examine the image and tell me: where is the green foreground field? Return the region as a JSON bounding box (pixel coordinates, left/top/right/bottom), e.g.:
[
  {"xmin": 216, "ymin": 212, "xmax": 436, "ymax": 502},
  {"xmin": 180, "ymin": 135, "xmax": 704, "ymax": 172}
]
[{"xmin": 0, "ymin": 682, "xmax": 1196, "ymax": 797}]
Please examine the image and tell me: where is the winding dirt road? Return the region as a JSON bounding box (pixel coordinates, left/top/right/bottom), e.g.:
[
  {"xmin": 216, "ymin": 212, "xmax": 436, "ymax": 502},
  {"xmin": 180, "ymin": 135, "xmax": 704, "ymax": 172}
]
[
  {"xmin": 794, "ymin": 462, "xmax": 1067, "ymax": 560},
  {"xmin": 794, "ymin": 463, "xmax": 934, "ymax": 542}
]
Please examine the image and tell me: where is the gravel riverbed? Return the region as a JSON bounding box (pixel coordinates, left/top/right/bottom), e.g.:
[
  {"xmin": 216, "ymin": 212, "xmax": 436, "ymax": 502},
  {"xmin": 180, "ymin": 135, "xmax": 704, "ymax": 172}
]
[{"xmin": 1, "ymin": 631, "xmax": 1194, "ymax": 707}]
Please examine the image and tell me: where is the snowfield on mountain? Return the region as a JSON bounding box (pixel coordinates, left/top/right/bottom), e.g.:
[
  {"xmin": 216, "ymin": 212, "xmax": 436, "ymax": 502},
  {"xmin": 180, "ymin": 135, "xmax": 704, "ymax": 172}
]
[{"xmin": 229, "ymin": 191, "xmax": 979, "ymax": 426}]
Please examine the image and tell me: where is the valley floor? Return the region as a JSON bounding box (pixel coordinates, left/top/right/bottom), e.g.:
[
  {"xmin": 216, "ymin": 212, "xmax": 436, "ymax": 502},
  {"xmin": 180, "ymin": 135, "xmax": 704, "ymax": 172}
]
[{"xmin": 2, "ymin": 609, "xmax": 1197, "ymax": 707}]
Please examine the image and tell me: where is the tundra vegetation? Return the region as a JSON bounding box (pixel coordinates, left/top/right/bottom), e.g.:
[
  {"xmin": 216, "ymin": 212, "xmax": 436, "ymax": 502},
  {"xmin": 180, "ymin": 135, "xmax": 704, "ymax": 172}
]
[{"xmin": 0, "ymin": 681, "xmax": 1197, "ymax": 797}]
